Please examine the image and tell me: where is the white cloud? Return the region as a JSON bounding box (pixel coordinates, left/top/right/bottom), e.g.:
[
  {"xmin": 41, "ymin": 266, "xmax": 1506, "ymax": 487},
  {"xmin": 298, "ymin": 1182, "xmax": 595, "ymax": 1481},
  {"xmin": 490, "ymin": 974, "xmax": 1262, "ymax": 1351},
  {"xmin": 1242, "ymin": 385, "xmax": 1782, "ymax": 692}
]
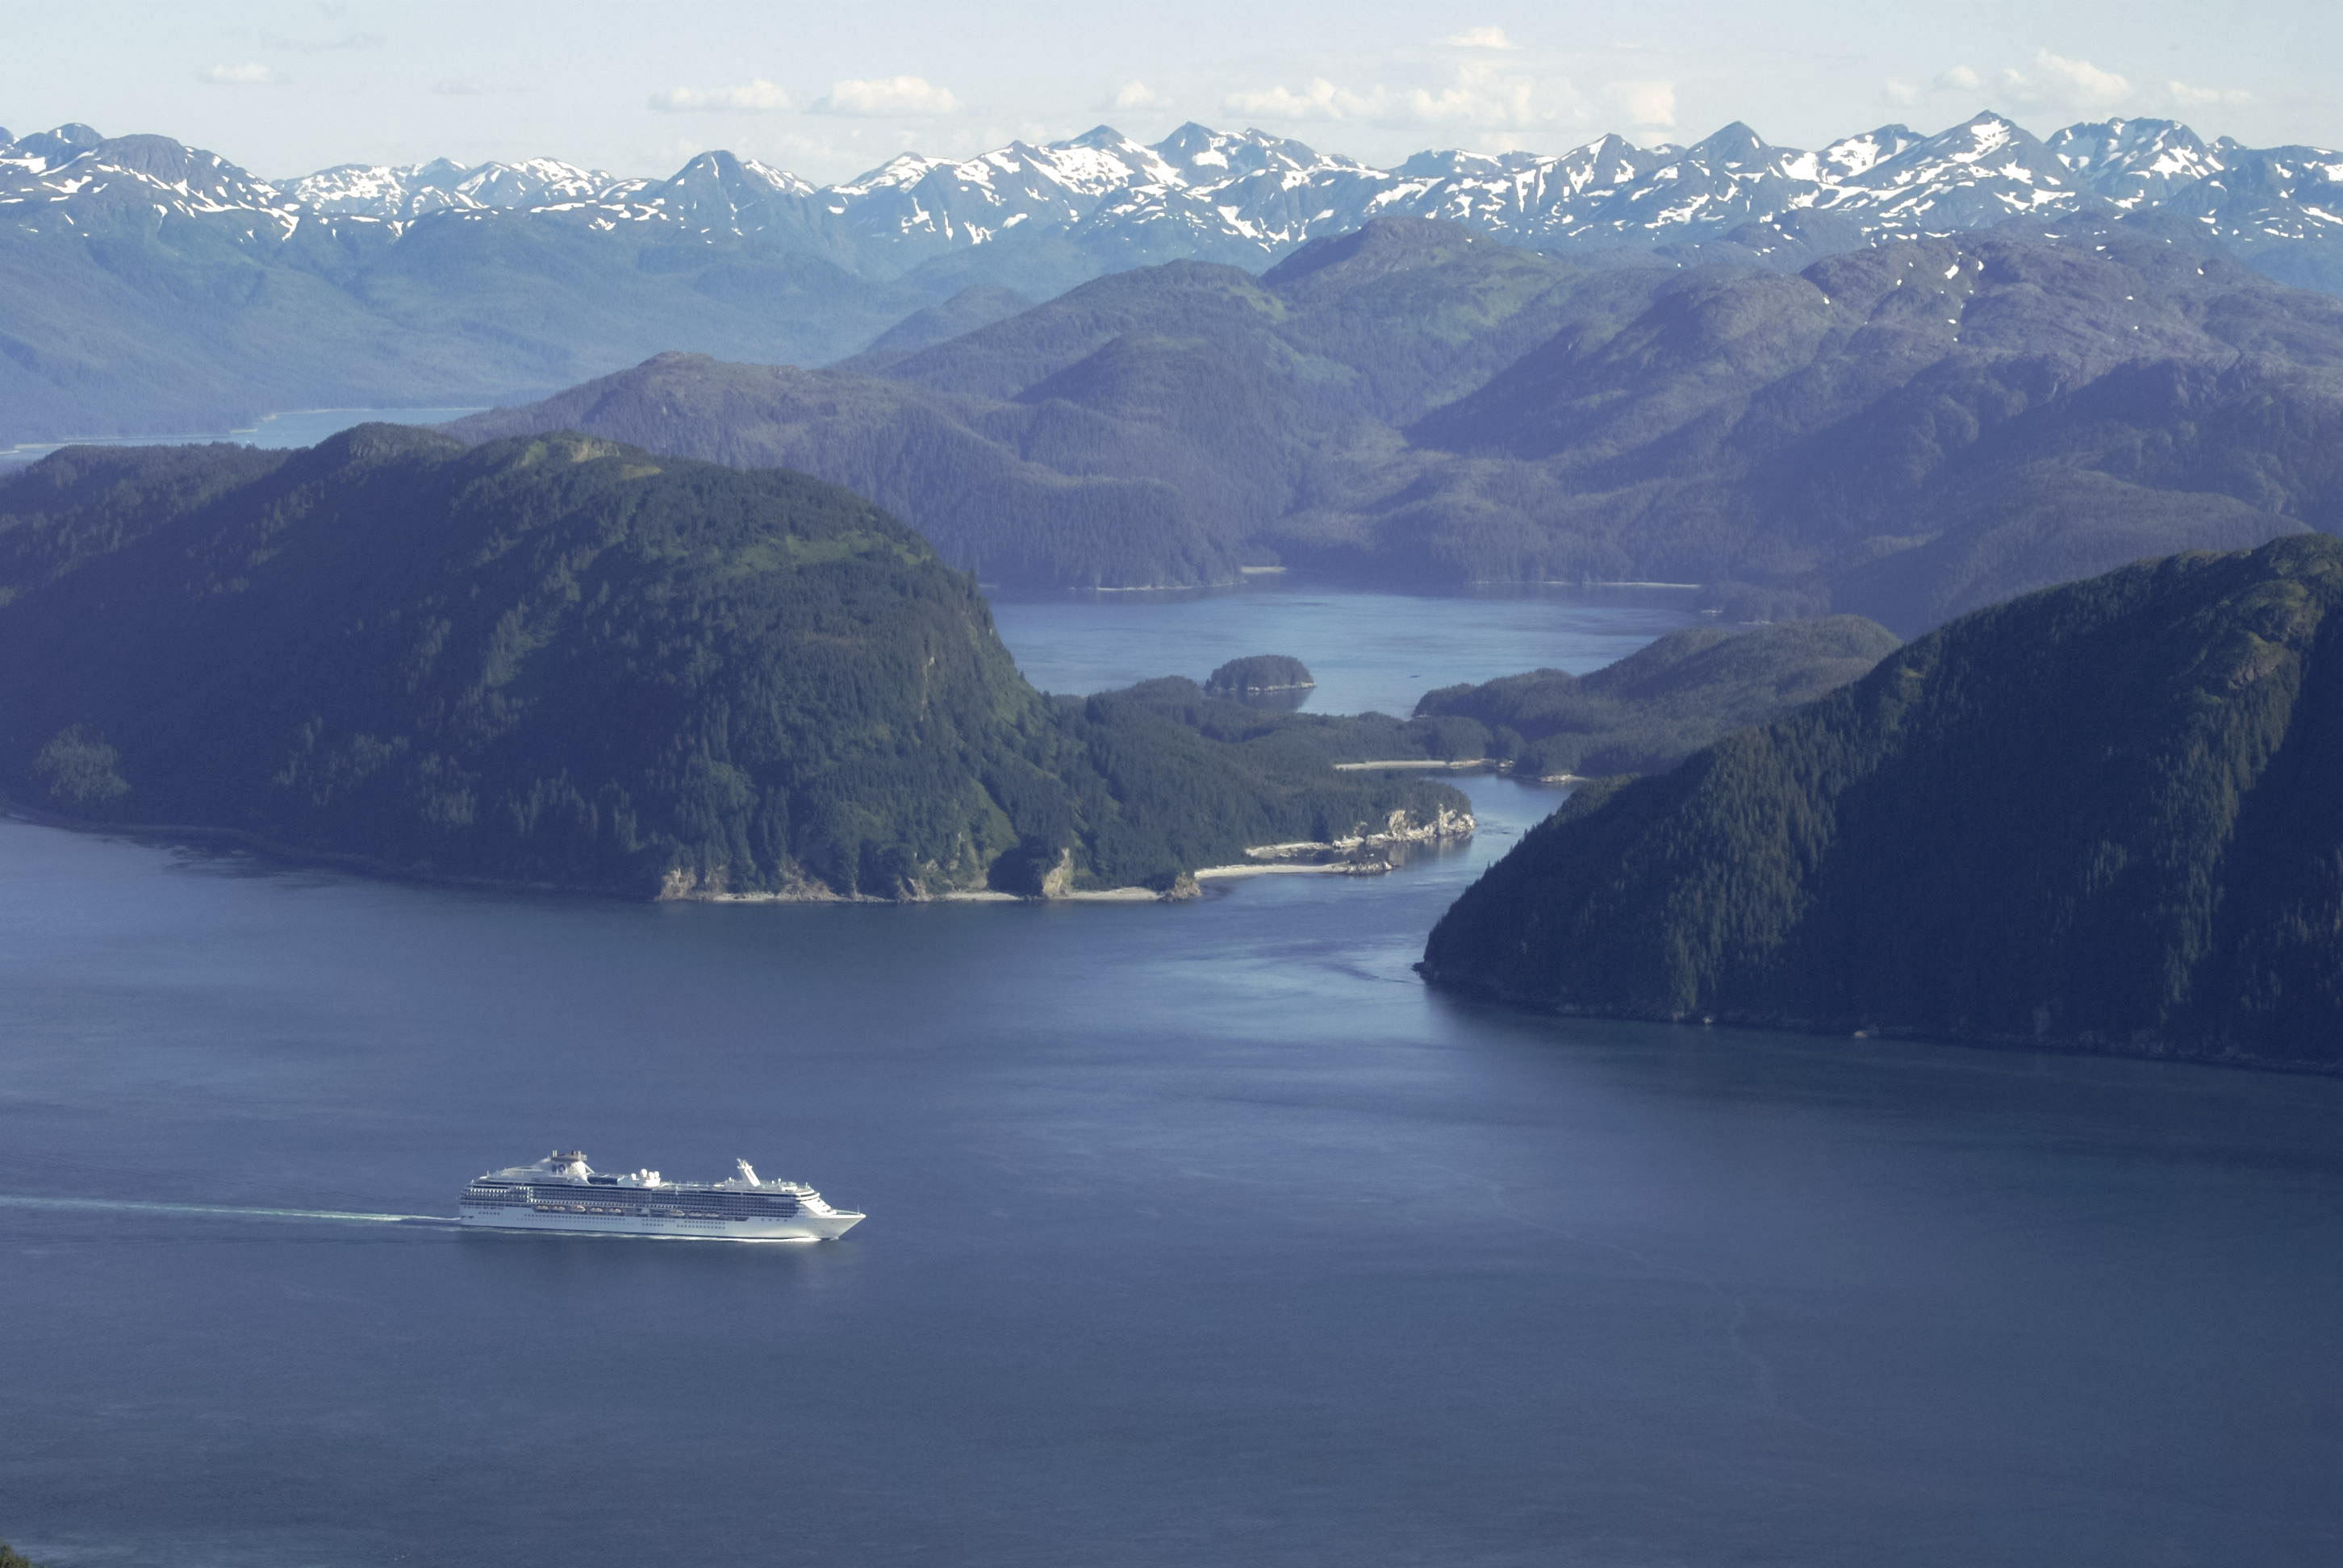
[
  {"xmin": 1113, "ymin": 80, "xmax": 1165, "ymax": 111},
  {"xmin": 1223, "ymin": 77, "xmax": 1387, "ymax": 121},
  {"xmin": 1883, "ymin": 77, "xmax": 1919, "ymax": 106},
  {"xmin": 1935, "ymin": 65, "xmax": 1981, "ymax": 92},
  {"xmin": 2167, "ymin": 80, "xmax": 2252, "ymax": 107},
  {"xmin": 1606, "ymin": 79, "xmax": 1677, "ymax": 129},
  {"xmin": 1996, "ymin": 51, "xmax": 2131, "ymax": 112},
  {"xmin": 1403, "ymin": 63, "xmax": 1550, "ymax": 127},
  {"xmin": 1226, "ymin": 65, "xmax": 1569, "ymax": 129},
  {"xmin": 198, "ymin": 61, "xmax": 282, "ymax": 86},
  {"xmin": 1442, "ymin": 26, "xmax": 1516, "ymax": 50},
  {"xmin": 2033, "ymin": 51, "xmax": 2130, "ymax": 107},
  {"xmin": 812, "ymin": 76, "xmax": 962, "ymax": 117},
  {"xmin": 649, "ymin": 80, "xmax": 791, "ymax": 113},
  {"xmin": 267, "ymin": 31, "xmax": 383, "ymax": 52}
]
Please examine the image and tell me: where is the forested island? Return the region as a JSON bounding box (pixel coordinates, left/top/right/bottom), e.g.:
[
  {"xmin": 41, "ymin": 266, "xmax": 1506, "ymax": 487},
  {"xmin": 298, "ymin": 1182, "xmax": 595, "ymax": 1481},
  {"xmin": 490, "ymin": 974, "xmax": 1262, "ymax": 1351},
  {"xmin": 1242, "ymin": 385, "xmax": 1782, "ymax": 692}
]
[
  {"xmin": 1421, "ymin": 536, "xmax": 2343, "ymax": 1070},
  {"xmin": 1062, "ymin": 617, "xmax": 1897, "ymax": 805},
  {"xmin": 0, "ymin": 429, "xmax": 1466, "ymax": 899},
  {"xmin": 1206, "ymin": 655, "xmax": 1315, "ymax": 701}
]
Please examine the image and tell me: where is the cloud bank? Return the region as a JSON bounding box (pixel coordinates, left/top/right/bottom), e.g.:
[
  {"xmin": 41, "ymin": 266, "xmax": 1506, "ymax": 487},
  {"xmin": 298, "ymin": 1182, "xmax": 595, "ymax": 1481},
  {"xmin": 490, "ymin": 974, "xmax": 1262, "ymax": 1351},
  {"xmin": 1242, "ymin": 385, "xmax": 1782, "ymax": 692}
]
[
  {"xmin": 649, "ymin": 80, "xmax": 792, "ymax": 112},
  {"xmin": 812, "ymin": 77, "xmax": 962, "ymax": 117}
]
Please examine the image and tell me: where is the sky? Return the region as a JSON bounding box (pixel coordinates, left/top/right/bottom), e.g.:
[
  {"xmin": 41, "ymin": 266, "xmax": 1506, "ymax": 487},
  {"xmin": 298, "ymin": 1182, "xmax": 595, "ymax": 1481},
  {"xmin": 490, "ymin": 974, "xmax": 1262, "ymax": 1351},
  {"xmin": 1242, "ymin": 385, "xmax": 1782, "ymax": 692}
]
[{"xmin": 1, "ymin": 0, "xmax": 2333, "ymax": 185}]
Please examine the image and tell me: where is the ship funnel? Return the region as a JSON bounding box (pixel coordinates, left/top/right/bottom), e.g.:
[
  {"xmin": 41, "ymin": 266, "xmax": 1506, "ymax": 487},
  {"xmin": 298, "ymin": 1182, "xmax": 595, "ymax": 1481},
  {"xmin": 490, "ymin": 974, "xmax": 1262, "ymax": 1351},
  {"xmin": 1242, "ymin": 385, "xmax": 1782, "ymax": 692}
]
[{"xmin": 736, "ymin": 1159, "xmax": 760, "ymax": 1186}]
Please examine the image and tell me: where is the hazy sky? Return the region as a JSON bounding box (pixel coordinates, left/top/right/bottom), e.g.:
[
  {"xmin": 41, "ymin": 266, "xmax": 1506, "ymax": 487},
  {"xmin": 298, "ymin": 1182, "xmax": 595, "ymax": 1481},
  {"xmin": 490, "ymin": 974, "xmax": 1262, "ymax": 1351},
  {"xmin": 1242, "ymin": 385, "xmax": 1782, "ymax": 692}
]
[{"xmin": 2, "ymin": 0, "xmax": 2333, "ymax": 184}]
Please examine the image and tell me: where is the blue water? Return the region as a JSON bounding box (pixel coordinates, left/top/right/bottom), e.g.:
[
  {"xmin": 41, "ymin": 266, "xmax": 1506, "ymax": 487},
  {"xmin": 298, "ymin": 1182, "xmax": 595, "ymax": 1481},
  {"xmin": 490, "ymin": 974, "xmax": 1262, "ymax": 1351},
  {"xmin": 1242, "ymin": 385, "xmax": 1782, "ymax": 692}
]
[
  {"xmin": 992, "ymin": 582, "xmax": 1703, "ymax": 715},
  {"xmin": 4, "ymin": 598, "xmax": 2341, "ymax": 1567},
  {"xmin": 0, "ymin": 407, "xmax": 487, "ymax": 466}
]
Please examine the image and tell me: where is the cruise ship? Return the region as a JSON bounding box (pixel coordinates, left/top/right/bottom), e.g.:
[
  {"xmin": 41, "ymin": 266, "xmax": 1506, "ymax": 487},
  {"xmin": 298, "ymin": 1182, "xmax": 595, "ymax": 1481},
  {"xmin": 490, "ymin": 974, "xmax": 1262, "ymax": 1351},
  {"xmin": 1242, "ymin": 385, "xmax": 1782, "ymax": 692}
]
[{"xmin": 460, "ymin": 1152, "xmax": 863, "ymax": 1241}]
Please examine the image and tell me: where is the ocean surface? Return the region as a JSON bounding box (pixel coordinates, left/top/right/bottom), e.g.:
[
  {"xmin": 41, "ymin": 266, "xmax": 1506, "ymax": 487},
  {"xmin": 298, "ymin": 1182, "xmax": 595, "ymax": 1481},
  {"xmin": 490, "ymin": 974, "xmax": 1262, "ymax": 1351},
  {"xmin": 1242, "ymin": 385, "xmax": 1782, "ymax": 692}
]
[{"xmin": 5, "ymin": 595, "xmax": 2342, "ymax": 1568}]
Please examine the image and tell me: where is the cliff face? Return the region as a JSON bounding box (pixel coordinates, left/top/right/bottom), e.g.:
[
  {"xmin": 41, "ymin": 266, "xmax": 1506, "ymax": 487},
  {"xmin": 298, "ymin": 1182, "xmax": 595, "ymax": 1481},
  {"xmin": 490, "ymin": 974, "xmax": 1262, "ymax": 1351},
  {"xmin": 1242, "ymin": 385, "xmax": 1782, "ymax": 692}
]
[{"xmin": 1421, "ymin": 536, "xmax": 2343, "ymax": 1070}]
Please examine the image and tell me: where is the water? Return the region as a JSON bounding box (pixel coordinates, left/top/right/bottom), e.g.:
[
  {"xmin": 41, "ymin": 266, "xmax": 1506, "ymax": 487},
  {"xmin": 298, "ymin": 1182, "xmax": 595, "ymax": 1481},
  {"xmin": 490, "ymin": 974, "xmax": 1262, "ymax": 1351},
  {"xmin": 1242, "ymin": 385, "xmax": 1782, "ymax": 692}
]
[
  {"xmin": 5, "ymin": 598, "xmax": 2342, "ymax": 1567},
  {"xmin": 992, "ymin": 582, "xmax": 1702, "ymax": 714},
  {"xmin": 0, "ymin": 407, "xmax": 487, "ymax": 467}
]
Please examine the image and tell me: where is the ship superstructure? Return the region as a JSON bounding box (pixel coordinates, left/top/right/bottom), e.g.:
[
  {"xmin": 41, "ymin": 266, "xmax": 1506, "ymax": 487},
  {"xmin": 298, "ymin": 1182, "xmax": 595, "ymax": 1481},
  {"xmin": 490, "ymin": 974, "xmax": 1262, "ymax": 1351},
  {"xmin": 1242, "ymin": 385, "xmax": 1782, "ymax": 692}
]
[{"xmin": 460, "ymin": 1152, "xmax": 862, "ymax": 1241}]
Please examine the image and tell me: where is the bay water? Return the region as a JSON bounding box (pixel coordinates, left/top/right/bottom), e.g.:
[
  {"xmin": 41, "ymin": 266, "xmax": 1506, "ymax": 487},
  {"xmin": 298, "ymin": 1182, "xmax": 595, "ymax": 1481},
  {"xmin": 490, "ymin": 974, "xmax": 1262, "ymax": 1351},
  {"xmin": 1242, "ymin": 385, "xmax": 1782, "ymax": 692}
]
[
  {"xmin": 3, "ymin": 594, "xmax": 2341, "ymax": 1566},
  {"xmin": 989, "ymin": 582, "xmax": 1703, "ymax": 715}
]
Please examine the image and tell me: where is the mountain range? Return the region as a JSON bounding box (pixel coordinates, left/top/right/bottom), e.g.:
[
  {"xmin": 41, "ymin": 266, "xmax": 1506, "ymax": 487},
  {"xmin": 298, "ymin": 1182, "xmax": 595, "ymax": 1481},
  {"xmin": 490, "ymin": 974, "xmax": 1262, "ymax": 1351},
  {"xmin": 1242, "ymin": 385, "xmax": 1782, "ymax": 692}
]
[
  {"xmin": 8, "ymin": 111, "xmax": 2337, "ymax": 281},
  {"xmin": 453, "ymin": 215, "xmax": 2343, "ymax": 628},
  {"xmin": 6, "ymin": 111, "xmax": 2343, "ymax": 442}
]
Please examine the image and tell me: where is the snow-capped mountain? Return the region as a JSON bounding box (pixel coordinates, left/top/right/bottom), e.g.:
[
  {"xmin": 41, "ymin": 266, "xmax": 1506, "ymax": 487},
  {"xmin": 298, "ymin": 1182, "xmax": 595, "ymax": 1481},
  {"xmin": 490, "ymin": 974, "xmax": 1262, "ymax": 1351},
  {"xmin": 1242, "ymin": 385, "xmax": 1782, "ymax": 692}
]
[
  {"xmin": 0, "ymin": 123, "xmax": 297, "ymax": 240},
  {"xmin": 2158, "ymin": 145, "xmax": 2343, "ymax": 244},
  {"xmin": 2, "ymin": 111, "xmax": 2339, "ymax": 280},
  {"xmin": 286, "ymin": 156, "xmax": 620, "ymax": 219},
  {"xmin": 2045, "ymin": 119, "xmax": 2228, "ymax": 208}
]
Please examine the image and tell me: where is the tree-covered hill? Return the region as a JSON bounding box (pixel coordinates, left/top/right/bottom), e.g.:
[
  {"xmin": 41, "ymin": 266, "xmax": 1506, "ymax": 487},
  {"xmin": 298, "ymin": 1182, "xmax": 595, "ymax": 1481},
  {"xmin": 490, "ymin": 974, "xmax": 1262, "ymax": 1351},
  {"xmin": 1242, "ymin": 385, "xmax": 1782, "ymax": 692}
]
[
  {"xmin": 455, "ymin": 219, "xmax": 2343, "ymax": 626},
  {"xmin": 445, "ymin": 352, "xmax": 1239, "ymax": 590},
  {"xmin": 1206, "ymin": 655, "xmax": 1314, "ymax": 699},
  {"xmin": 1412, "ymin": 615, "xmax": 1900, "ymax": 777},
  {"xmin": 0, "ymin": 432, "xmax": 1464, "ymax": 899},
  {"xmin": 1074, "ymin": 618, "xmax": 1894, "ymax": 784},
  {"xmin": 1420, "ymin": 536, "xmax": 2343, "ymax": 1070}
]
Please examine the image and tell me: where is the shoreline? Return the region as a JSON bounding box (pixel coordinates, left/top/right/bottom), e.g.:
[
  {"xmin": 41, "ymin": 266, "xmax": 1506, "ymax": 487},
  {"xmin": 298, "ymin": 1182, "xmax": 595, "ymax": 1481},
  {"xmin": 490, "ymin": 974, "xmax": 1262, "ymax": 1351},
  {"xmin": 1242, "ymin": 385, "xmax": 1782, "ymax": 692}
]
[
  {"xmin": 1415, "ymin": 965, "xmax": 2343, "ymax": 1080},
  {"xmin": 1, "ymin": 801, "xmax": 1474, "ymax": 908}
]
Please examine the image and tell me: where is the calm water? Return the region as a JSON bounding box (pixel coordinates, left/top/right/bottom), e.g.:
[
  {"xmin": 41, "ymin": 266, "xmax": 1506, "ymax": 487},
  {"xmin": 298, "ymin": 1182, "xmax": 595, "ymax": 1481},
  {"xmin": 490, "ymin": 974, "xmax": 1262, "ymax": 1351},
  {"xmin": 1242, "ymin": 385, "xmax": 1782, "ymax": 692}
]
[
  {"xmin": 991, "ymin": 582, "xmax": 1703, "ymax": 714},
  {"xmin": 0, "ymin": 408, "xmax": 487, "ymax": 467},
  {"xmin": 5, "ymin": 598, "xmax": 2342, "ymax": 1568}
]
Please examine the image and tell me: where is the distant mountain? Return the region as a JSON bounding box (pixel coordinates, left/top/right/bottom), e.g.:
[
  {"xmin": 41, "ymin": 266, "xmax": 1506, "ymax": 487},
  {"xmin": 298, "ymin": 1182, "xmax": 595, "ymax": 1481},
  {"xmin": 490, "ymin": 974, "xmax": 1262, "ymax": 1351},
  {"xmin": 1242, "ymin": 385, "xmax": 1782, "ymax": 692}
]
[
  {"xmin": 285, "ymin": 155, "xmax": 621, "ymax": 219},
  {"xmin": 5, "ymin": 111, "xmax": 2342, "ymax": 442},
  {"xmin": 449, "ymin": 219, "xmax": 1659, "ymax": 589},
  {"xmin": 10, "ymin": 111, "xmax": 2337, "ymax": 277},
  {"xmin": 457, "ymin": 217, "xmax": 2343, "ymax": 624},
  {"xmin": 1402, "ymin": 225, "xmax": 2343, "ymax": 626},
  {"xmin": 1421, "ymin": 536, "xmax": 2343, "ymax": 1070},
  {"xmin": 0, "ymin": 431, "xmax": 1464, "ymax": 898}
]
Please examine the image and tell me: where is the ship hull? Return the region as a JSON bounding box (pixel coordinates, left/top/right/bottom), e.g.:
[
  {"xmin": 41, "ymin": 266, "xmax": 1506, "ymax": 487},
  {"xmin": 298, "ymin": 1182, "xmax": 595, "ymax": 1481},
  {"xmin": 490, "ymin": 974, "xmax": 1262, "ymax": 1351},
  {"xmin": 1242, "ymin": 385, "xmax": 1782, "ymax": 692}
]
[{"xmin": 458, "ymin": 1205, "xmax": 861, "ymax": 1241}]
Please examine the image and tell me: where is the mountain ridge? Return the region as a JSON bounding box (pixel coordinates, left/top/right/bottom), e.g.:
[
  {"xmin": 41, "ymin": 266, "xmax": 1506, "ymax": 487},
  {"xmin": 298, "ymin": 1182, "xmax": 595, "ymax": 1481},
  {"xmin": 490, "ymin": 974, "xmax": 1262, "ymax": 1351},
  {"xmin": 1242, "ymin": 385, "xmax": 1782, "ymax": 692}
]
[
  {"xmin": 452, "ymin": 218, "xmax": 2343, "ymax": 621},
  {"xmin": 6, "ymin": 109, "xmax": 2342, "ymax": 444},
  {"xmin": 7, "ymin": 111, "xmax": 2336, "ymax": 280}
]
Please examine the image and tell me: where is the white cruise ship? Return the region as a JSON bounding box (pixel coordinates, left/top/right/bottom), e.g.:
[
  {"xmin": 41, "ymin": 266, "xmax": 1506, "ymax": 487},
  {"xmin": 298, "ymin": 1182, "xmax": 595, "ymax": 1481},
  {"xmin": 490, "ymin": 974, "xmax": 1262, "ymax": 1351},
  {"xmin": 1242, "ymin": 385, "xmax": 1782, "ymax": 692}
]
[{"xmin": 460, "ymin": 1151, "xmax": 863, "ymax": 1241}]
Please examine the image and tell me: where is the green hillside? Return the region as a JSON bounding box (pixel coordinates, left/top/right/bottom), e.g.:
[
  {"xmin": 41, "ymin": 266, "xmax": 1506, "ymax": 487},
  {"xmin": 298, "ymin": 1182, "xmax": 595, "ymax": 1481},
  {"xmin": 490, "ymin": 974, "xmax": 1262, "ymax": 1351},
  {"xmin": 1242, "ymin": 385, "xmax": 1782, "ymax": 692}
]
[
  {"xmin": 446, "ymin": 352, "xmax": 1238, "ymax": 590},
  {"xmin": 1412, "ymin": 616, "xmax": 1901, "ymax": 776},
  {"xmin": 1030, "ymin": 619, "xmax": 1894, "ymax": 797},
  {"xmin": 0, "ymin": 432, "xmax": 1463, "ymax": 898},
  {"xmin": 1420, "ymin": 536, "xmax": 2343, "ymax": 1069}
]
